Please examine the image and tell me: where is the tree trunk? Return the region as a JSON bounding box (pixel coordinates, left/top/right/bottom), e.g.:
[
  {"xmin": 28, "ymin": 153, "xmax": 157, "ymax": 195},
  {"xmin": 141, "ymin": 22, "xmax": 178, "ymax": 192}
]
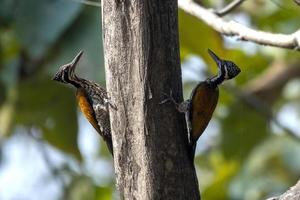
[
  {"xmin": 266, "ymin": 180, "xmax": 300, "ymax": 200},
  {"xmin": 101, "ymin": 0, "xmax": 200, "ymax": 199}
]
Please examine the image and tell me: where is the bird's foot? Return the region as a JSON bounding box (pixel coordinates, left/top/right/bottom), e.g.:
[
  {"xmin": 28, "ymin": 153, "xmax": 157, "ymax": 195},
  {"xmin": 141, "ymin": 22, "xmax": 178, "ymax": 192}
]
[{"xmin": 160, "ymin": 90, "xmax": 188, "ymax": 113}]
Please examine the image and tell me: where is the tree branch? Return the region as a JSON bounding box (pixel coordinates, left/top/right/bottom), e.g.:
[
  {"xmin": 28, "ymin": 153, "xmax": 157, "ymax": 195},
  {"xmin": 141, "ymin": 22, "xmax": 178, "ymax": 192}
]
[
  {"xmin": 214, "ymin": 0, "xmax": 246, "ymax": 16},
  {"xmin": 246, "ymin": 60, "xmax": 300, "ymax": 104},
  {"xmin": 178, "ymin": 0, "xmax": 300, "ymax": 50}
]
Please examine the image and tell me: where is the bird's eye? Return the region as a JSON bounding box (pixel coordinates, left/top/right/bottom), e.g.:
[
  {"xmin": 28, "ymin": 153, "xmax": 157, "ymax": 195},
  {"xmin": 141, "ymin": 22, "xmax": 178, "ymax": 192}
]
[
  {"xmin": 224, "ymin": 62, "xmax": 240, "ymax": 79},
  {"xmin": 63, "ymin": 70, "xmax": 69, "ymax": 82}
]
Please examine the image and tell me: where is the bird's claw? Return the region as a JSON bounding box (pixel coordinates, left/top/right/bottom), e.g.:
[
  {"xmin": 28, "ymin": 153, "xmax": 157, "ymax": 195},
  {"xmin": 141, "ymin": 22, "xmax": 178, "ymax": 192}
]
[
  {"xmin": 159, "ymin": 90, "xmax": 177, "ymax": 105},
  {"xmin": 109, "ymin": 102, "xmax": 117, "ymax": 111},
  {"xmin": 105, "ymin": 99, "xmax": 117, "ymax": 111}
]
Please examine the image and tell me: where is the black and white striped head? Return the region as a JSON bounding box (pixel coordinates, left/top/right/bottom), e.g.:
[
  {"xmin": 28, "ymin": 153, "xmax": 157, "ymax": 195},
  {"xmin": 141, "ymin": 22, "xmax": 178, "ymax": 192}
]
[
  {"xmin": 52, "ymin": 51, "xmax": 83, "ymax": 87},
  {"xmin": 208, "ymin": 49, "xmax": 241, "ymax": 86}
]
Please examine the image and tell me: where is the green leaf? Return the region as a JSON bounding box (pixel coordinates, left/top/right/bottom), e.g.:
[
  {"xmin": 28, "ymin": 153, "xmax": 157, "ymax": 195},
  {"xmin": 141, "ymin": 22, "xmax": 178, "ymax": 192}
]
[
  {"xmin": 0, "ymin": 80, "xmax": 5, "ymax": 105},
  {"xmin": 0, "ymin": 86, "xmax": 17, "ymax": 137},
  {"xmin": 247, "ymin": 0, "xmax": 300, "ymax": 34},
  {"xmin": 65, "ymin": 176, "xmax": 113, "ymax": 200},
  {"xmin": 201, "ymin": 152, "xmax": 239, "ymax": 200},
  {"xmin": 178, "ymin": 9, "xmax": 224, "ymax": 65},
  {"xmin": 0, "ymin": 0, "xmax": 15, "ymax": 25},
  {"xmin": 0, "ymin": 59, "xmax": 20, "ymax": 137},
  {"xmin": 229, "ymin": 136, "xmax": 299, "ymax": 199},
  {"xmin": 13, "ymin": 0, "xmax": 82, "ymax": 59},
  {"xmin": 66, "ymin": 176, "xmax": 96, "ymax": 200},
  {"xmin": 96, "ymin": 186, "xmax": 113, "ymax": 200},
  {"xmin": 47, "ymin": 7, "xmax": 105, "ymax": 85},
  {"xmin": 0, "ymin": 28, "xmax": 21, "ymax": 64},
  {"xmin": 220, "ymin": 101, "xmax": 269, "ymax": 160},
  {"xmin": 15, "ymin": 73, "xmax": 81, "ymax": 159},
  {"xmin": 222, "ymin": 49, "xmax": 270, "ymax": 84}
]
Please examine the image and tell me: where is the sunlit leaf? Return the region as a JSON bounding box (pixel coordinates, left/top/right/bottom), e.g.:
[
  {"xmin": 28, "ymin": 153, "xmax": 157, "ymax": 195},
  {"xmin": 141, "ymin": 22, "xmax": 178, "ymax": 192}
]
[
  {"xmin": 96, "ymin": 186, "xmax": 113, "ymax": 200},
  {"xmin": 202, "ymin": 151, "xmax": 239, "ymax": 199},
  {"xmin": 0, "ymin": 29, "xmax": 21, "ymax": 63},
  {"xmin": 0, "ymin": 87, "xmax": 17, "ymax": 137}
]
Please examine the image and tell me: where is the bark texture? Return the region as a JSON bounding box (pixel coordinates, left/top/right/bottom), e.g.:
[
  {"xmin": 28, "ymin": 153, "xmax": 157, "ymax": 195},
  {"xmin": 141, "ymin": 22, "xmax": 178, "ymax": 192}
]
[{"xmin": 101, "ymin": 0, "xmax": 200, "ymax": 199}]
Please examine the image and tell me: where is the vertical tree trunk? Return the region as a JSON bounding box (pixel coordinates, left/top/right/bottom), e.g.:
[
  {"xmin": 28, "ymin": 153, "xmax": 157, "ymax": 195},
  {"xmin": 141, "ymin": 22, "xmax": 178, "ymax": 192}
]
[{"xmin": 101, "ymin": 0, "xmax": 200, "ymax": 199}]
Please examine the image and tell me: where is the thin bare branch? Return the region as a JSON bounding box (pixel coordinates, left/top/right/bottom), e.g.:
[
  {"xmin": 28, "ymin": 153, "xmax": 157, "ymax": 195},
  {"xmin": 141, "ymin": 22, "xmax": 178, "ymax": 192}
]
[
  {"xmin": 178, "ymin": 0, "xmax": 300, "ymax": 50},
  {"xmin": 214, "ymin": 0, "xmax": 246, "ymax": 16}
]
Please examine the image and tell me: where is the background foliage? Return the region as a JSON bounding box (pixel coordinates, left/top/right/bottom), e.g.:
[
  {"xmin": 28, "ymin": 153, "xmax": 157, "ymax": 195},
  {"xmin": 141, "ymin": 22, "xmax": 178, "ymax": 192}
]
[{"xmin": 0, "ymin": 0, "xmax": 299, "ymax": 199}]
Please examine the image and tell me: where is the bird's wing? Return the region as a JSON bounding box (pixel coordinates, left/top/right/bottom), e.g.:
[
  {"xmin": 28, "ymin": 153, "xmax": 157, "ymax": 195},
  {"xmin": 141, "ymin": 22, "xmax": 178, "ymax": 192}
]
[
  {"xmin": 189, "ymin": 82, "xmax": 219, "ymax": 143},
  {"xmin": 76, "ymin": 87, "xmax": 102, "ymax": 134}
]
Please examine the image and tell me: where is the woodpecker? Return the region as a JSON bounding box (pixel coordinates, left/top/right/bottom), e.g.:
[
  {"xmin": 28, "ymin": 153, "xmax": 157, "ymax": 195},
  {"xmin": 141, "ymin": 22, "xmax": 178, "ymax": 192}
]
[
  {"xmin": 52, "ymin": 51, "xmax": 114, "ymax": 155},
  {"xmin": 162, "ymin": 49, "xmax": 241, "ymax": 159}
]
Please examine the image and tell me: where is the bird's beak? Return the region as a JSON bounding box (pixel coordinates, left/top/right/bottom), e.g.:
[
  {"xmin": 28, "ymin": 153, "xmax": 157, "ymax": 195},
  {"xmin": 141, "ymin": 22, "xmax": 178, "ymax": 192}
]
[
  {"xmin": 208, "ymin": 49, "xmax": 222, "ymax": 66},
  {"xmin": 52, "ymin": 70, "xmax": 63, "ymax": 81},
  {"xmin": 70, "ymin": 50, "xmax": 84, "ymax": 66},
  {"xmin": 52, "ymin": 50, "xmax": 84, "ymax": 81}
]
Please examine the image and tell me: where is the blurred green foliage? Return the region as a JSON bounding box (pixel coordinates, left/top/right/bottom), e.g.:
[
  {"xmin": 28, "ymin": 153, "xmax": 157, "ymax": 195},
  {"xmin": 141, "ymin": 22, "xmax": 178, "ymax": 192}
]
[
  {"xmin": 179, "ymin": 0, "xmax": 300, "ymax": 199},
  {"xmin": 0, "ymin": 0, "xmax": 111, "ymax": 198},
  {"xmin": 0, "ymin": 0, "xmax": 299, "ymax": 199}
]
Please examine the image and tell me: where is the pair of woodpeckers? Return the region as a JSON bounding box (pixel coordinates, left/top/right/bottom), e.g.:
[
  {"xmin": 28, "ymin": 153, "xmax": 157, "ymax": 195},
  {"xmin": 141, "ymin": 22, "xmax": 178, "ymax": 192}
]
[{"xmin": 52, "ymin": 49, "xmax": 240, "ymax": 159}]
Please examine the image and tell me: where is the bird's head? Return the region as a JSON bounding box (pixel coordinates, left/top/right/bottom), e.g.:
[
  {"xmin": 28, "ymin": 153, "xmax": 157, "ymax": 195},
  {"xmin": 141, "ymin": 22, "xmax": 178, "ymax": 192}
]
[
  {"xmin": 208, "ymin": 49, "xmax": 241, "ymax": 81},
  {"xmin": 52, "ymin": 50, "xmax": 83, "ymax": 84}
]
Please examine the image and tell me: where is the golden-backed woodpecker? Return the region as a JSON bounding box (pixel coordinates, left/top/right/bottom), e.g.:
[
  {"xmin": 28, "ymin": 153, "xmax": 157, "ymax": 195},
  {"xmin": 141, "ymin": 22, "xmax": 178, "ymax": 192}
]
[
  {"xmin": 52, "ymin": 51, "xmax": 114, "ymax": 155},
  {"xmin": 162, "ymin": 49, "xmax": 241, "ymax": 159}
]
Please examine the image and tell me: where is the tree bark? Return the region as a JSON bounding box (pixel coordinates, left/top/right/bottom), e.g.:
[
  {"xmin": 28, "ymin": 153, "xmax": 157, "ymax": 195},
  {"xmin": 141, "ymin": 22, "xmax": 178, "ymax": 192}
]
[
  {"xmin": 101, "ymin": 0, "xmax": 200, "ymax": 199},
  {"xmin": 266, "ymin": 180, "xmax": 300, "ymax": 200}
]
